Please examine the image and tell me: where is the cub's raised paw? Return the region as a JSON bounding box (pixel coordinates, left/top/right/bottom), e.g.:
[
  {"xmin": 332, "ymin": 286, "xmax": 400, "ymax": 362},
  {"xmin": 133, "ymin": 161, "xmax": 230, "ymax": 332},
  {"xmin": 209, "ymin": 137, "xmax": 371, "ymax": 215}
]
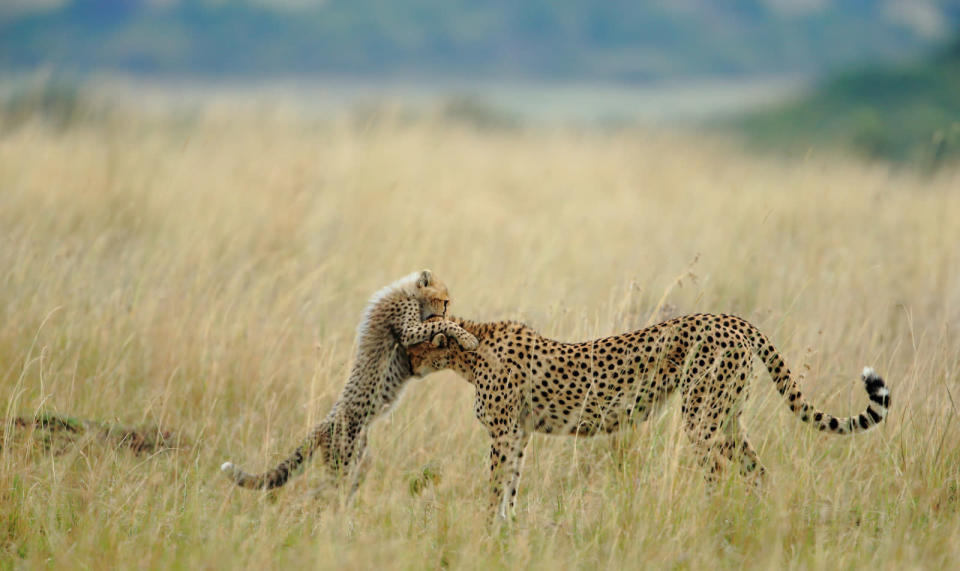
[{"xmin": 458, "ymin": 333, "xmax": 480, "ymax": 351}]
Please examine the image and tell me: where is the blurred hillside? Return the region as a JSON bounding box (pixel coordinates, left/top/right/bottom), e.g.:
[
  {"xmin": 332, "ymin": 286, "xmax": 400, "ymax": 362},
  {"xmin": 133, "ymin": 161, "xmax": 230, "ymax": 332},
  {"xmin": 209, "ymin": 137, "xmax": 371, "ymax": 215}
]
[
  {"xmin": 1, "ymin": 0, "xmax": 958, "ymax": 80},
  {"xmin": 737, "ymin": 35, "xmax": 960, "ymax": 167}
]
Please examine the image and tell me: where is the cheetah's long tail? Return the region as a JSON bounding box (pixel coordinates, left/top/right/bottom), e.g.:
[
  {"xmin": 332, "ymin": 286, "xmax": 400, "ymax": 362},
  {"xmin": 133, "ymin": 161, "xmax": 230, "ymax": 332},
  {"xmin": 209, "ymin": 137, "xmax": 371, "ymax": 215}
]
[
  {"xmin": 220, "ymin": 423, "xmax": 326, "ymax": 490},
  {"xmin": 748, "ymin": 324, "xmax": 890, "ymax": 434}
]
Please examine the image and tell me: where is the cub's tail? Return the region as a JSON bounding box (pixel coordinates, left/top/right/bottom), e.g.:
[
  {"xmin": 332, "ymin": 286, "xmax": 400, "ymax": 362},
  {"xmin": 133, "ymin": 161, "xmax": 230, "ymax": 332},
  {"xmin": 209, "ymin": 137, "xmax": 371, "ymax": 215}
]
[{"xmin": 221, "ymin": 423, "xmax": 326, "ymax": 490}]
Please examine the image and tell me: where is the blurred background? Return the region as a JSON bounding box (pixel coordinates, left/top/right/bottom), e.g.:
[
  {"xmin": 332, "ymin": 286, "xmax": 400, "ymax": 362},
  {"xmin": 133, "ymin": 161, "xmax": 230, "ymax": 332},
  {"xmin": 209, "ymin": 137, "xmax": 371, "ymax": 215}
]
[{"xmin": 1, "ymin": 0, "xmax": 958, "ymax": 168}]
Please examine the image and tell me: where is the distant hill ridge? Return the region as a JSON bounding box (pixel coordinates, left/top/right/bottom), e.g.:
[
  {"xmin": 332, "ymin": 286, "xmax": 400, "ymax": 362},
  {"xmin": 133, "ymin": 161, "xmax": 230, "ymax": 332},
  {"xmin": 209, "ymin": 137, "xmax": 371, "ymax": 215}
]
[{"xmin": 1, "ymin": 0, "xmax": 957, "ymax": 79}]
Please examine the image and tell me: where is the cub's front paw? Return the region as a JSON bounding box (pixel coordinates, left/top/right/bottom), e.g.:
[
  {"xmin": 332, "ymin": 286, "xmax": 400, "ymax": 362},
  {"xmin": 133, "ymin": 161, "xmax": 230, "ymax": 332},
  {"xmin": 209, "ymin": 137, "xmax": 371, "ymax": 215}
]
[{"xmin": 458, "ymin": 333, "xmax": 479, "ymax": 351}]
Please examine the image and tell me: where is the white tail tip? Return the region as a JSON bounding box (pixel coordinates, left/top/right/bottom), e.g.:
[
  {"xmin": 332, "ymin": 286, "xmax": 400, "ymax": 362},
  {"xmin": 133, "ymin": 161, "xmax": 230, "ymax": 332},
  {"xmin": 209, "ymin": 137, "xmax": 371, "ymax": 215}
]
[
  {"xmin": 862, "ymin": 367, "xmax": 876, "ymax": 378},
  {"xmin": 221, "ymin": 461, "xmax": 235, "ymax": 473}
]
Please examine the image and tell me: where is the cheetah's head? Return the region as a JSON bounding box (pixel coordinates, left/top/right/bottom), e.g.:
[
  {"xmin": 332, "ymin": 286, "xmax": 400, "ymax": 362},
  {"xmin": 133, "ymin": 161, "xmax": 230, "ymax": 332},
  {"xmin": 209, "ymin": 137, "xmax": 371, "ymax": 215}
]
[{"xmin": 408, "ymin": 333, "xmax": 456, "ymax": 377}]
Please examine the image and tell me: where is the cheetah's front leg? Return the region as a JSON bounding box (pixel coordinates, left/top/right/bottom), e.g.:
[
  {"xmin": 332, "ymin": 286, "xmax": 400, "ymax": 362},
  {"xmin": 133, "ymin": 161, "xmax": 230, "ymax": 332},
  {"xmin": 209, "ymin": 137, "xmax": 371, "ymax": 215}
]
[{"xmin": 487, "ymin": 423, "xmax": 530, "ymax": 522}]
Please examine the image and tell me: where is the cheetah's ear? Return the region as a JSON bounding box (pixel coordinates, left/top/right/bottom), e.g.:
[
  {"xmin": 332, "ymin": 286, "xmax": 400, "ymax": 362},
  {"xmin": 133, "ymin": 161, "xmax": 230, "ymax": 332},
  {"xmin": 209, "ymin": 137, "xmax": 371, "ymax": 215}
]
[
  {"xmin": 430, "ymin": 333, "xmax": 448, "ymax": 348},
  {"xmin": 417, "ymin": 270, "xmax": 433, "ymax": 288}
]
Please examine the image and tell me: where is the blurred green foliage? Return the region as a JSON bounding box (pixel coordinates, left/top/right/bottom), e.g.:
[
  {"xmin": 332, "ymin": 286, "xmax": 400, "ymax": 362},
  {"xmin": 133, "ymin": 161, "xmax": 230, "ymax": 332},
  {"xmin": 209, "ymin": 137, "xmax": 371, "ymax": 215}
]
[
  {"xmin": 439, "ymin": 95, "xmax": 518, "ymax": 130},
  {"xmin": 737, "ymin": 36, "xmax": 960, "ymax": 169},
  {"xmin": 0, "ymin": 75, "xmax": 107, "ymax": 130}
]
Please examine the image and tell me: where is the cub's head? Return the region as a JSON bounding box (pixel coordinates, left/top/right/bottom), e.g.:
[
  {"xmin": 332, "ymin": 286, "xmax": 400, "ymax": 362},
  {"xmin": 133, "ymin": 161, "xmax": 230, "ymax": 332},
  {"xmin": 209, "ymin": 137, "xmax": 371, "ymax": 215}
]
[
  {"xmin": 414, "ymin": 269, "xmax": 451, "ymax": 320},
  {"xmin": 408, "ymin": 333, "xmax": 457, "ymax": 376}
]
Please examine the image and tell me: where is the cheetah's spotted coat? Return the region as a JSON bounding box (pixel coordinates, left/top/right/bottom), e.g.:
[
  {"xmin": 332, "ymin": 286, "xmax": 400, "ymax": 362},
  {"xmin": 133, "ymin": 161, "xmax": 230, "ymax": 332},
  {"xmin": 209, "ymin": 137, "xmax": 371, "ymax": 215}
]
[{"xmin": 408, "ymin": 314, "xmax": 890, "ymax": 520}]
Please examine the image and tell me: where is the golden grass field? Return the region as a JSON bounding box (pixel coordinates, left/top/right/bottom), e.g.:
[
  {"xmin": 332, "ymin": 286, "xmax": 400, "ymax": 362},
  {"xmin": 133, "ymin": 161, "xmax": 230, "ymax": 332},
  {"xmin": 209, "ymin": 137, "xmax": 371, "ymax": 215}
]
[{"xmin": 1, "ymin": 104, "xmax": 959, "ymax": 569}]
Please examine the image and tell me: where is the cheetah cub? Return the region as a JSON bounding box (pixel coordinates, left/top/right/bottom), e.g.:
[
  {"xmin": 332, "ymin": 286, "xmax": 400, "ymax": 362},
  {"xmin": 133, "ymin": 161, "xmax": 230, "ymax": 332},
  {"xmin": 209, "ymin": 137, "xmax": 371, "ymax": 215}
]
[{"xmin": 221, "ymin": 270, "xmax": 478, "ymax": 491}]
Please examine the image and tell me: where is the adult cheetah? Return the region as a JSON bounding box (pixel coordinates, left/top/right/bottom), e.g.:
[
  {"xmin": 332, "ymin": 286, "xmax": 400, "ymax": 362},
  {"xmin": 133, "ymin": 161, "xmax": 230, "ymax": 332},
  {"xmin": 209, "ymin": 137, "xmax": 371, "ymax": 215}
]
[
  {"xmin": 221, "ymin": 270, "xmax": 479, "ymax": 491},
  {"xmin": 407, "ymin": 314, "xmax": 890, "ymax": 520}
]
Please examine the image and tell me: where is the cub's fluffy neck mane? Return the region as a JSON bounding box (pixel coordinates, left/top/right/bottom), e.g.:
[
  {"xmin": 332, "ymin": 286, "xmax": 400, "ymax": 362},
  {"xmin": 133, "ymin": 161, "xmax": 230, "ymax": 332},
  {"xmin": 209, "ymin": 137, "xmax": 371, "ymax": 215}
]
[{"xmin": 355, "ymin": 271, "xmax": 423, "ymax": 340}]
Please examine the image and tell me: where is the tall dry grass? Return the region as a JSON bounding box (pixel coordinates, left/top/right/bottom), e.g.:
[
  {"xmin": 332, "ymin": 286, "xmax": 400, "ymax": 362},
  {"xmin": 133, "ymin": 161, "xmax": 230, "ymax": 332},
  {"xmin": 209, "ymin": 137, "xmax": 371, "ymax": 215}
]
[{"xmin": 1, "ymin": 105, "xmax": 959, "ymax": 569}]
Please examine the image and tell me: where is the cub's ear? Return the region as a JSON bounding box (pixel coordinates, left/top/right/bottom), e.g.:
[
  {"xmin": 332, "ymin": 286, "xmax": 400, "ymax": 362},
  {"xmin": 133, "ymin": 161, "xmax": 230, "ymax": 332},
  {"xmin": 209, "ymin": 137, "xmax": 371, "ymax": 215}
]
[
  {"xmin": 430, "ymin": 333, "xmax": 448, "ymax": 348},
  {"xmin": 417, "ymin": 270, "xmax": 433, "ymax": 288}
]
